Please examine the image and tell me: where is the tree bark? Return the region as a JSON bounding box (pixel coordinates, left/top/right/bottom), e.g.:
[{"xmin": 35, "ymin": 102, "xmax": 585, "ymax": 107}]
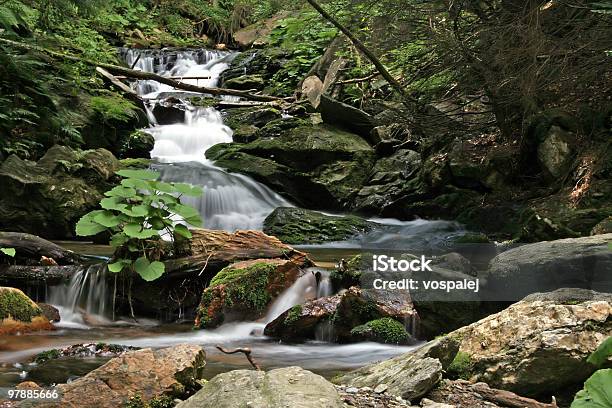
[
  {"xmin": 0, "ymin": 38, "xmax": 283, "ymax": 102},
  {"xmin": 304, "ymin": 0, "xmax": 415, "ymax": 104},
  {"xmin": 0, "ymin": 265, "xmax": 81, "ymax": 285},
  {"xmin": 0, "ymin": 232, "xmax": 83, "ymax": 265}
]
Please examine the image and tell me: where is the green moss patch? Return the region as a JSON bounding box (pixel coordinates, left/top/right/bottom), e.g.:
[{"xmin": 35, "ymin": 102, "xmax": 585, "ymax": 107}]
[
  {"xmin": 350, "ymin": 317, "xmax": 410, "ymax": 344},
  {"xmin": 0, "ymin": 288, "xmax": 42, "ymax": 322},
  {"xmin": 446, "ymin": 351, "xmax": 474, "ymax": 380}
]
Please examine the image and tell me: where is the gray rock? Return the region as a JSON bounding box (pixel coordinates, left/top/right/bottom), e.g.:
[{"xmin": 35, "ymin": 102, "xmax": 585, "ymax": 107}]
[
  {"xmin": 537, "ymin": 125, "xmax": 575, "ymax": 178},
  {"xmin": 484, "ymin": 234, "xmax": 612, "ymax": 300},
  {"xmin": 176, "ymin": 366, "xmax": 344, "ymax": 408}
]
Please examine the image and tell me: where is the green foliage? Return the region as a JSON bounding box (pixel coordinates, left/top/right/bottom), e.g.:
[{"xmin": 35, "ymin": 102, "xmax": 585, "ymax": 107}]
[
  {"xmin": 0, "ymin": 288, "xmax": 42, "ymax": 322},
  {"xmin": 76, "ymin": 168, "xmax": 203, "ymax": 281},
  {"xmin": 90, "ymin": 94, "xmax": 140, "ymax": 124},
  {"xmin": 0, "ymin": 248, "xmax": 16, "ymax": 257},
  {"xmin": 350, "ymin": 317, "xmax": 410, "ymax": 344},
  {"xmin": 571, "ymin": 336, "xmax": 612, "ymax": 408},
  {"xmin": 34, "ymin": 349, "xmax": 61, "ymax": 364},
  {"xmin": 446, "ymin": 351, "xmax": 475, "ymax": 380},
  {"xmin": 124, "ymin": 394, "xmax": 174, "ymax": 408},
  {"xmin": 284, "ymin": 304, "xmax": 302, "ymax": 325}
]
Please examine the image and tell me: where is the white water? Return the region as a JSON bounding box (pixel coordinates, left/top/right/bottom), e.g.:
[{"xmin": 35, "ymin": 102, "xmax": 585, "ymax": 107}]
[{"xmin": 124, "ymin": 48, "xmax": 290, "ymax": 231}]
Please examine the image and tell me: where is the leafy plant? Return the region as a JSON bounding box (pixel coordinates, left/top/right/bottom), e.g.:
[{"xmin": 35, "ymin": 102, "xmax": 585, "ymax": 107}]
[
  {"xmin": 75, "ymin": 168, "xmax": 203, "ymax": 281},
  {"xmin": 571, "ymin": 336, "xmax": 612, "ymax": 407},
  {"xmin": 0, "ymin": 248, "xmax": 16, "ymax": 257}
]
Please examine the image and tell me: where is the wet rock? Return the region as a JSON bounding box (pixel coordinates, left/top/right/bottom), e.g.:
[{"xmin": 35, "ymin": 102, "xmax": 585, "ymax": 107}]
[
  {"xmin": 0, "ymin": 145, "xmax": 119, "ymax": 239},
  {"xmin": 194, "ymin": 258, "xmax": 306, "ymax": 329},
  {"xmin": 151, "ymin": 102, "xmax": 185, "ymax": 125},
  {"xmin": 222, "ymin": 47, "xmax": 290, "ymax": 84},
  {"xmin": 263, "ymin": 207, "xmax": 377, "ymax": 244},
  {"xmin": 222, "ymin": 106, "xmax": 281, "ymax": 133},
  {"xmin": 206, "ymin": 123, "xmax": 376, "ymax": 210},
  {"xmin": 222, "ymin": 74, "xmax": 265, "ymax": 91},
  {"xmin": 117, "ymin": 130, "xmax": 155, "ymax": 159},
  {"xmin": 447, "ymin": 288, "xmax": 612, "ymax": 398},
  {"xmin": 37, "ymin": 303, "xmax": 60, "ymax": 323},
  {"xmin": 176, "ymin": 366, "xmax": 344, "ymax": 408},
  {"xmin": 32, "ymin": 343, "xmax": 139, "ymax": 364},
  {"xmin": 537, "ymin": 125, "xmax": 575, "ymax": 178},
  {"xmin": 20, "ymin": 344, "xmax": 206, "ymax": 408},
  {"xmin": 264, "ymin": 286, "xmax": 417, "ymax": 343},
  {"xmin": 330, "ymin": 254, "xmax": 363, "ymax": 290},
  {"xmin": 591, "ymin": 216, "xmax": 612, "ymax": 235},
  {"xmin": 0, "ymin": 287, "xmax": 53, "ymax": 335},
  {"xmin": 484, "ymin": 234, "xmax": 612, "ymax": 299},
  {"xmin": 319, "ymin": 94, "xmax": 376, "ymax": 140}
]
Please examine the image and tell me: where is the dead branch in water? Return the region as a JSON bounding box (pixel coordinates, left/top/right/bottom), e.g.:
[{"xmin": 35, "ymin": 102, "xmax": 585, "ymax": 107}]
[{"xmin": 215, "ymin": 345, "xmax": 261, "ymax": 370}]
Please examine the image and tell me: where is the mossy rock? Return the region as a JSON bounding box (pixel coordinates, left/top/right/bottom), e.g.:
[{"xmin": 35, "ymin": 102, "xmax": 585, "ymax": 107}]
[
  {"xmin": 445, "ymin": 351, "xmax": 474, "ymax": 380},
  {"xmin": 263, "ymin": 207, "xmax": 376, "ymax": 245},
  {"xmin": 350, "ymin": 317, "xmax": 413, "ymax": 344},
  {"xmin": 330, "ymin": 254, "xmax": 363, "ymax": 290},
  {"xmin": 0, "ymin": 287, "xmax": 42, "ymax": 322},
  {"xmin": 223, "ymin": 74, "xmax": 265, "ymax": 91},
  {"xmin": 118, "ymin": 130, "xmax": 155, "ymax": 159}
]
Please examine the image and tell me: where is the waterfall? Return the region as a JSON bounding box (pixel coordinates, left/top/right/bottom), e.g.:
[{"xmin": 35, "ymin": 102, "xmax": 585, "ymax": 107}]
[
  {"xmin": 122, "ymin": 48, "xmax": 291, "ymax": 231},
  {"xmin": 48, "ymin": 264, "xmax": 111, "ymax": 328},
  {"xmin": 264, "ymin": 272, "xmax": 318, "ymax": 324}
]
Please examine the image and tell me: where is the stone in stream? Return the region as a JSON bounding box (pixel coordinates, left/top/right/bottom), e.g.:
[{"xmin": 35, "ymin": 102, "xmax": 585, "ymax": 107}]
[
  {"xmin": 335, "ymin": 336, "xmax": 460, "ymax": 402},
  {"xmin": 176, "ymin": 366, "xmax": 344, "ymax": 408},
  {"xmin": 263, "ymin": 207, "xmax": 377, "ymax": 244},
  {"xmin": 483, "ymin": 234, "xmax": 612, "ymax": 300},
  {"xmin": 0, "ymin": 287, "xmax": 54, "ymax": 335},
  {"xmin": 445, "ymin": 288, "xmax": 612, "ymax": 398},
  {"xmin": 264, "ymin": 286, "xmax": 417, "ymax": 343},
  {"xmin": 17, "ymin": 344, "xmax": 206, "ymax": 408}
]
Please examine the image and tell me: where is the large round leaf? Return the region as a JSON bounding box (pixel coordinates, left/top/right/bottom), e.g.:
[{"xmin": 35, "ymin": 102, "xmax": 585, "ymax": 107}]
[
  {"xmin": 116, "ymin": 169, "xmax": 160, "ymax": 180},
  {"xmin": 174, "ymin": 183, "xmax": 203, "ymax": 197},
  {"xmin": 174, "ymin": 223, "xmax": 192, "ymax": 239},
  {"xmin": 93, "ymin": 210, "xmax": 121, "ymax": 228},
  {"xmin": 121, "ymin": 178, "xmax": 150, "ymax": 190},
  {"xmin": 134, "ymin": 257, "xmax": 165, "ymax": 281},
  {"xmin": 105, "ymin": 186, "xmax": 137, "ymax": 198},
  {"xmin": 100, "ymin": 196, "xmax": 128, "ymax": 211},
  {"xmin": 123, "ymin": 223, "xmax": 159, "ymax": 239},
  {"xmin": 121, "ymin": 205, "xmax": 149, "ymax": 218},
  {"xmin": 571, "ymin": 369, "xmax": 612, "ymax": 408},
  {"xmin": 0, "ymin": 248, "xmax": 16, "ymax": 257},
  {"xmin": 75, "ymin": 211, "xmax": 107, "ymax": 236},
  {"xmin": 107, "ymin": 259, "xmax": 130, "ymax": 273}
]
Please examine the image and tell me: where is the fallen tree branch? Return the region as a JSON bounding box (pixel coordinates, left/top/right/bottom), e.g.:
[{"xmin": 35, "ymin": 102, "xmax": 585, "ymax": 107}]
[
  {"xmin": 336, "ymin": 73, "xmax": 380, "ymax": 85},
  {"xmin": 470, "ymin": 383, "xmax": 558, "ymax": 408},
  {"xmin": 215, "ymin": 345, "xmax": 261, "ymax": 370},
  {"xmin": 0, "ymin": 38, "xmax": 283, "ymax": 102},
  {"xmin": 305, "ymin": 0, "xmax": 415, "ymax": 105}
]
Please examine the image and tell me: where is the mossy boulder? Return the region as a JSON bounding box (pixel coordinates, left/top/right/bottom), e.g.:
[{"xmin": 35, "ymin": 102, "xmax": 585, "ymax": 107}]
[
  {"xmin": 0, "ymin": 287, "xmax": 52, "ymax": 334},
  {"xmin": 330, "ymin": 254, "xmax": 363, "ymax": 290},
  {"xmin": 222, "ymin": 74, "xmax": 265, "ymax": 91},
  {"xmin": 194, "ymin": 259, "xmax": 304, "ymax": 329},
  {"xmin": 350, "ymin": 317, "xmax": 414, "ymax": 345},
  {"xmin": 206, "ymin": 123, "xmax": 376, "ymax": 209},
  {"xmin": 263, "ymin": 207, "xmax": 376, "ymax": 244},
  {"xmin": 117, "ymin": 130, "xmax": 155, "ymax": 159},
  {"xmin": 0, "ymin": 145, "xmax": 119, "ymax": 239},
  {"xmin": 221, "ymin": 47, "xmax": 291, "ymax": 84}
]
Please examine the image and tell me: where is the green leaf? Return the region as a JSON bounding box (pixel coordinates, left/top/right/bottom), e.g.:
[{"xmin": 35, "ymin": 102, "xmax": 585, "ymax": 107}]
[
  {"xmin": 571, "ymin": 369, "xmax": 612, "ymax": 408},
  {"xmin": 153, "ymin": 181, "xmax": 177, "ymax": 193},
  {"xmin": 174, "ymin": 183, "xmax": 203, "ymax": 196},
  {"xmin": 100, "ymin": 196, "xmax": 127, "ymax": 211},
  {"xmin": 174, "ymin": 224, "xmax": 192, "ymax": 239},
  {"xmin": 110, "ymin": 233, "xmax": 129, "ymax": 248},
  {"xmin": 169, "ymin": 203, "xmax": 200, "ymax": 220},
  {"xmin": 116, "ymin": 169, "xmax": 160, "ymax": 180},
  {"xmin": 588, "ymin": 337, "xmax": 612, "ymax": 368},
  {"xmin": 134, "ymin": 257, "xmax": 165, "ymax": 281},
  {"xmin": 75, "ymin": 211, "xmax": 107, "ymax": 236},
  {"xmin": 149, "ymin": 216, "xmax": 167, "ymax": 230},
  {"xmin": 121, "ymin": 178, "xmax": 149, "ymax": 190},
  {"xmin": 93, "ymin": 210, "xmax": 121, "ymax": 228},
  {"xmin": 107, "ymin": 259, "xmax": 130, "ymax": 273},
  {"xmin": 0, "ymin": 248, "xmax": 16, "ymax": 257},
  {"xmin": 123, "ymin": 223, "xmax": 158, "ymax": 239},
  {"xmin": 121, "ymin": 205, "xmax": 149, "ymax": 217},
  {"xmin": 105, "ymin": 185, "xmax": 137, "ymax": 198}
]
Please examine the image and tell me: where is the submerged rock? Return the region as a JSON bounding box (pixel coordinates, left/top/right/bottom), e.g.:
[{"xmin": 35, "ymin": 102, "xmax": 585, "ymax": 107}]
[
  {"xmin": 0, "ymin": 145, "xmax": 119, "ymax": 239},
  {"xmin": 263, "ymin": 207, "xmax": 376, "ymax": 244},
  {"xmin": 0, "ymin": 287, "xmax": 53, "ymax": 335},
  {"xmin": 20, "ymin": 344, "xmax": 206, "ymax": 408},
  {"xmin": 446, "ymin": 288, "xmax": 612, "ymax": 398},
  {"xmin": 194, "ymin": 258, "xmax": 307, "ymax": 329},
  {"xmin": 176, "ymin": 366, "xmax": 344, "ymax": 408}
]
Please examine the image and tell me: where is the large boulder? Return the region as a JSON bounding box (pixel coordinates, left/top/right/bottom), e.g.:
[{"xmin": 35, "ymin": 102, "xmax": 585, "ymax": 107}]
[
  {"xmin": 446, "ymin": 288, "xmax": 612, "ymax": 398},
  {"xmin": 0, "ymin": 287, "xmax": 53, "ymax": 335},
  {"xmin": 335, "ymin": 337, "xmax": 460, "ymax": 402},
  {"xmin": 483, "ymin": 234, "xmax": 612, "ymax": 300},
  {"xmin": 176, "ymin": 366, "xmax": 344, "ymax": 408},
  {"xmin": 0, "ymin": 145, "xmax": 119, "ymax": 239},
  {"xmin": 18, "ymin": 344, "xmax": 206, "ymax": 408},
  {"xmin": 263, "ymin": 207, "xmax": 377, "ymax": 244},
  {"xmin": 206, "ymin": 123, "xmax": 376, "ymax": 209},
  {"xmin": 194, "ymin": 258, "xmax": 306, "ymax": 329},
  {"xmin": 264, "ymin": 286, "xmax": 417, "ymax": 343}
]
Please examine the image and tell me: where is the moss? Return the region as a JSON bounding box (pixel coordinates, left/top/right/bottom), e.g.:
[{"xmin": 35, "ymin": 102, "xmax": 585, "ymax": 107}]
[
  {"xmin": 350, "ymin": 317, "xmax": 410, "ymax": 344},
  {"xmin": 446, "ymin": 351, "xmax": 474, "ymax": 380},
  {"xmin": 34, "ymin": 349, "xmax": 61, "ymax": 364},
  {"xmin": 0, "ymin": 288, "xmax": 42, "ymax": 322},
  {"xmin": 124, "ymin": 394, "xmax": 174, "ymax": 408},
  {"xmin": 284, "ymin": 305, "xmax": 302, "ymax": 325},
  {"xmin": 210, "ymin": 262, "xmax": 276, "ymax": 312},
  {"xmin": 119, "ymin": 158, "xmax": 152, "ymax": 169}
]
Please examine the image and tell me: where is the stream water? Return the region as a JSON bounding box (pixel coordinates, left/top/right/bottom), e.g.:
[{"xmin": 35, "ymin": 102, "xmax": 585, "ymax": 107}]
[{"xmin": 0, "ymin": 48, "xmax": 471, "ymax": 387}]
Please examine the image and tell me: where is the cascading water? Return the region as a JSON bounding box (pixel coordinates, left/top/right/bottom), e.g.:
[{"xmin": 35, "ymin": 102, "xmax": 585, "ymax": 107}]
[{"xmin": 123, "ymin": 48, "xmax": 291, "ymax": 231}]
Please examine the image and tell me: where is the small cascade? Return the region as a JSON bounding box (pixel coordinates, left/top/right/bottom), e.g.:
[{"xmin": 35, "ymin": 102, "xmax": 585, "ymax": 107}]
[
  {"xmin": 314, "ymin": 268, "xmax": 333, "ymax": 298},
  {"xmin": 264, "ymin": 273, "xmax": 318, "ymax": 324},
  {"xmin": 315, "ymin": 320, "xmax": 337, "ymax": 342},
  {"xmin": 48, "ymin": 264, "xmax": 111, "ymax": 328}
]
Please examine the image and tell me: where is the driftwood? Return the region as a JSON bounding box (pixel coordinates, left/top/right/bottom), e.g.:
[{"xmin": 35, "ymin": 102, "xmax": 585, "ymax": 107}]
[
  {"xmin": 470, "ymin": 383, "xmax": 558, "ymax": 408},
  {"xmin": 215, "ymin": 345, "xmax": 261, "ymax": 370},
  {"xmin": 96, "ymin": 67, "xmax": 138, "ymax": 96},
  {"xmin": 0, "ymin": 38, "xmax": 284, "ymax": 102},
  {"xmin": 0, "ymin": 265, "xmax": 81, "ymax": 285},
  {"xmin": 0, "ymin": 232, "xmax": 82, "ymax": 265}
]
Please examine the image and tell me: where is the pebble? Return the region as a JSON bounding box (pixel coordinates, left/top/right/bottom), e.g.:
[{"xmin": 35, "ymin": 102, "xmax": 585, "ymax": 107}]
[
  {"xmin": 374, "ymin": 383, "xmax": 388, "ymax": 394},
  {"xmin": 346, "ymin": 387, "xmax": 359, "ymax": 394}
]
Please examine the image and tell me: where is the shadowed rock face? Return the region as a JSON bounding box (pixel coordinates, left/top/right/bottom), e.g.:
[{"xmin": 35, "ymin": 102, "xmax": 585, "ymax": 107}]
[
  {"xmin": 19, "ymin": 344, "xmax": 206, "ymax": 408},
  {"xmin": 176, "ymin": 366, "xmax": 345, "ymax": 408},
  {"xmin": 449, "ymin": 288, "xmax": 612, "ymax": 398}
]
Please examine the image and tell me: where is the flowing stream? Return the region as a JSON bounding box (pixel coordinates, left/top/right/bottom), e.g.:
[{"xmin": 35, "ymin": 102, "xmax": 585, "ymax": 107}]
[{"xmin": 0, "ymin": 48, "xmax": 471, "ymax": 386}]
